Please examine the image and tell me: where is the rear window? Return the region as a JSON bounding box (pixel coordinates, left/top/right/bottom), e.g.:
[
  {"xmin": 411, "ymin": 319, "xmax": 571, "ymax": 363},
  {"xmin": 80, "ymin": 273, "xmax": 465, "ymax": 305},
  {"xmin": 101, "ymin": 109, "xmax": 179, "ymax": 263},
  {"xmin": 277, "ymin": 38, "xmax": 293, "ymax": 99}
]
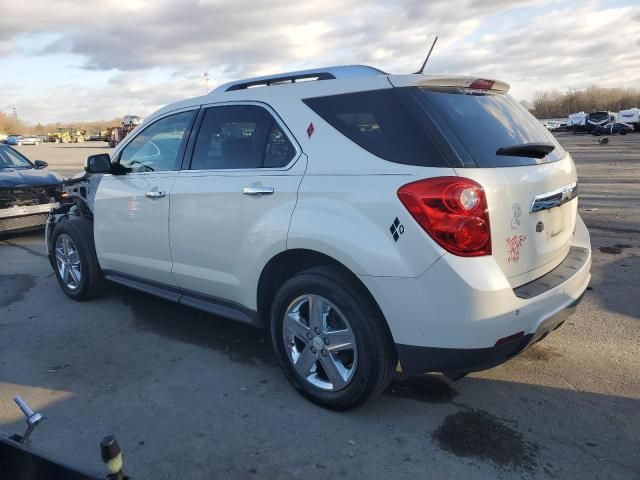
[
  {"xmin": 410, "ymin": 87, "xmax": 566, "ymax": 167},
  {"xmin": 303, "ymin": 90, "xmax": 448, "ymax": 167},
  {"xmin": 304, "ymin": 87, "xmax": 566, "ymax": 168}
]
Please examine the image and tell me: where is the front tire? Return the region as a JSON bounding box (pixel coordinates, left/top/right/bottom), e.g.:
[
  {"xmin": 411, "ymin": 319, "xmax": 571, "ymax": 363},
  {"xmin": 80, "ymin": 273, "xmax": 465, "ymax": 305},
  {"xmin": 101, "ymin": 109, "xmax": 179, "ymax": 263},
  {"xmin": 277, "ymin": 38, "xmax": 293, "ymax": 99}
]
[
  {"xmin": 50, "ymin": 218, "xmax": 106, "ymax": 300},
  {"xmin": 270, "ymin": 266, "xmax": 395, "ymax": 410}
]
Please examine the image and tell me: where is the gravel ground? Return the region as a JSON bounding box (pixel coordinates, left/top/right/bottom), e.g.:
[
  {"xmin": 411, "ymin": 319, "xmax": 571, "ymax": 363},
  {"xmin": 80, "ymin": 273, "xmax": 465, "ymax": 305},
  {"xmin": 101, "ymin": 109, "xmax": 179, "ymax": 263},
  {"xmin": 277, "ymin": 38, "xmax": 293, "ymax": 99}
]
[{"xmin": 1, "ymin": 134, "xmax": 639, "ymax": 479}]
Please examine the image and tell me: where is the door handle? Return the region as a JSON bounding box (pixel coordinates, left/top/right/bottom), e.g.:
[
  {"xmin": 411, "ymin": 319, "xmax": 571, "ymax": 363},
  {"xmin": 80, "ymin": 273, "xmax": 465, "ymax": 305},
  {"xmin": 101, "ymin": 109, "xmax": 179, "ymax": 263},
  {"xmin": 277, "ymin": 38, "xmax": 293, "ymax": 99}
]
[
  {"xmin": 145, "ymin": 191, "xmax": 166, "ymax": 199},
  {"xmin": 242, "ymin": 187, "xmax": 274, "ymax": 196}
]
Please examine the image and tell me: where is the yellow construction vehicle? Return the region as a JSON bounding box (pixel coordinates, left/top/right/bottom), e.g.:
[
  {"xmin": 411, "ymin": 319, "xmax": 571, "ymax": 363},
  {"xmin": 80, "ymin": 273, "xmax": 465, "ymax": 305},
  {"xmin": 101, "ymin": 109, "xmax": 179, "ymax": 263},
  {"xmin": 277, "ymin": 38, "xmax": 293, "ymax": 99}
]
[
  {"xmin": 68, "ymin": 127, "xmax": 86, "ymax": 143},
  {"xmin": 47, "ymin": 127, "xmax": 86, "ymax": 143},
  {"xmin": 48, "ymin": 129, "xmax": 72, "ymax": 144}
]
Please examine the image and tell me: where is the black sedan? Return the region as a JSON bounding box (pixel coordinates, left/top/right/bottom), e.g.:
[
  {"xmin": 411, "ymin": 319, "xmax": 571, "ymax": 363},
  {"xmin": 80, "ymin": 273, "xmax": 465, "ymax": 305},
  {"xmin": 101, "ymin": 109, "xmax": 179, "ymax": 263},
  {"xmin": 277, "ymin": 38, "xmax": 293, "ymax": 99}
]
[
  {"xmin": 592, "ymin": 122, "xmax": 633, "ymax": 136},
  {"xmin": 0, "ymin": 145, "xmax": 66, "ymax": 234}
]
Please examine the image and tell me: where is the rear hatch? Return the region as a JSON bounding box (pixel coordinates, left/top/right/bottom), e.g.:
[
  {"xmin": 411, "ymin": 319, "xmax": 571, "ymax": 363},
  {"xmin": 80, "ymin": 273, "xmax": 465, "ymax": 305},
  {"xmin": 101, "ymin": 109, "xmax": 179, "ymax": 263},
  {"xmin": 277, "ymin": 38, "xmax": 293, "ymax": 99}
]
[{"xmin": 390, "ymin": 75, "xmax": 578, "ymax": 287}]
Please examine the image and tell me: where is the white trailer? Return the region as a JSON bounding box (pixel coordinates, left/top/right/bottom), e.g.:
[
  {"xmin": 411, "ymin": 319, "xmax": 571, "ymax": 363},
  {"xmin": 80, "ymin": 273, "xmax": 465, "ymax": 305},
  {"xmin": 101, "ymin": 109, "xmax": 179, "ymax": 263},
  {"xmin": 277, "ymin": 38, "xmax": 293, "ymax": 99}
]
[
  {"xmin": 567, "ymin": 112, "xmax": 587, "ymax": 132},
  {"xmin": 618, "ymin": 108, "xmax": 640, "ymax": 131},
  {"xmin": 567, "ymin": 112, "xmax": 586, "ymax": 126}
]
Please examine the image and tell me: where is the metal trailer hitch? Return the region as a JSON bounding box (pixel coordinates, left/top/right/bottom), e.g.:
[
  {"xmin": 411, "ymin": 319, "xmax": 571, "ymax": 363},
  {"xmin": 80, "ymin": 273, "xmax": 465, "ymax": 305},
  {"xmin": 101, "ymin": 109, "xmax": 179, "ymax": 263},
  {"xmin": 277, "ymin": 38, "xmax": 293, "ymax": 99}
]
[
  {"xmin": 13, "ymin": 395, "xmax": 43, "ymax": 446},
  {"xmin": 0, "ymin": 395, "xmax": 130, "ymax": 479}
]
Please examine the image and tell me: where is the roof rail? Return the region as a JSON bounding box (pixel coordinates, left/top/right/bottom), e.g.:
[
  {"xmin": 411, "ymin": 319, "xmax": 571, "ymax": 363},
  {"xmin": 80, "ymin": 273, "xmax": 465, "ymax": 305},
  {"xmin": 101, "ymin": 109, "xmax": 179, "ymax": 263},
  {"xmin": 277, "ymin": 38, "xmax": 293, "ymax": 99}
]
[{"xmin": 211, "ymin": 65, "xmax": 387, "ymax": 93}]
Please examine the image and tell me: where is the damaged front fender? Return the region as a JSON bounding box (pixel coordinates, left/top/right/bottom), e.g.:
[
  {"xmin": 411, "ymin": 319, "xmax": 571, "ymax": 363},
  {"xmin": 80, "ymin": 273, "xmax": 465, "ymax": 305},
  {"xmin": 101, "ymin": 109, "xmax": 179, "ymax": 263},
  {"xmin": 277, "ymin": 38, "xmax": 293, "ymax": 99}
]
[{"xmin": 44, "ymin": 173, "xmax": 102, "ymax": 255}]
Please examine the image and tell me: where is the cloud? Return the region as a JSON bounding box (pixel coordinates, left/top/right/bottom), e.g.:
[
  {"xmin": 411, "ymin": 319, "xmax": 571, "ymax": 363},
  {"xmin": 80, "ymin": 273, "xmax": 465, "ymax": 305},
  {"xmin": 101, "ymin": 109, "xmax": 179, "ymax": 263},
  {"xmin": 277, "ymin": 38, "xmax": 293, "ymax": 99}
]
[
  {"xmin": 2, "ymin": 73, "xmax": 202, "ymax": 124},
  {"xmin": 1, "ymin": 0, "xmax": 541, "ymax": 73},
  {"xmin": 426, "ymin": 4, "xmax": 640, "ymax": 99},
  {"xmin": 0, "ymin": 0, "xmax": 638, "ymax": 123}
]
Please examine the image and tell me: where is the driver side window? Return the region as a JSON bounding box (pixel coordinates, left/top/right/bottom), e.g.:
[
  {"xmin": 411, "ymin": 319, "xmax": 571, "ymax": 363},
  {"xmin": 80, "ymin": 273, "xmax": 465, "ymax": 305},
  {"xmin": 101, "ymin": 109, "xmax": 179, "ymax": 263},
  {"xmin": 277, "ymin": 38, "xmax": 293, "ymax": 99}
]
[{"xmin": 119, "ymin": 111, "xmax": 195, "ymax": 173}]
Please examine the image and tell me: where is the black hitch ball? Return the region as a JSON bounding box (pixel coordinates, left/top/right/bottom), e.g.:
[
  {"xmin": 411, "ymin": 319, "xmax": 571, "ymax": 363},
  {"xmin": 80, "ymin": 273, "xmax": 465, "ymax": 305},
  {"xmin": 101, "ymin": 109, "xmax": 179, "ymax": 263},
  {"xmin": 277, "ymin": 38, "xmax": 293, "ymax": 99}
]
[{"xmin": 599, "ymin": 137, "xmax": 609, "ymax": 145}]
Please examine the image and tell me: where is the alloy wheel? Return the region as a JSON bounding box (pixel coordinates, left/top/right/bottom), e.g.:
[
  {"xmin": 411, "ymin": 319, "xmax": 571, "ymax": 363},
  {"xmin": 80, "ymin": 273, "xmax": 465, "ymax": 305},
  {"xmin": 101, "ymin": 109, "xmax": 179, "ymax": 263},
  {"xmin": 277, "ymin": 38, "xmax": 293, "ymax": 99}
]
[
  {"xmin": 55, "ymin": 234, "xmax": 82, "ymax": 290},
  {"xmin": 282, "ymin": 294, "xmax": 358, "ymax": 391}
]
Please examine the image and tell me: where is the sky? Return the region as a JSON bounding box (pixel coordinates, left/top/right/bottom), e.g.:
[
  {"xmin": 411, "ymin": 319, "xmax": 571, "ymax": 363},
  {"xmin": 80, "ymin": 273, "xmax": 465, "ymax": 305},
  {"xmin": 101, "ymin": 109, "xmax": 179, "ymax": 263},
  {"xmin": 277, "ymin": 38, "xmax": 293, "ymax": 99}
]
[{"xmin": 0, "ymin": 0, "xmax": 638, "ymax": 124}]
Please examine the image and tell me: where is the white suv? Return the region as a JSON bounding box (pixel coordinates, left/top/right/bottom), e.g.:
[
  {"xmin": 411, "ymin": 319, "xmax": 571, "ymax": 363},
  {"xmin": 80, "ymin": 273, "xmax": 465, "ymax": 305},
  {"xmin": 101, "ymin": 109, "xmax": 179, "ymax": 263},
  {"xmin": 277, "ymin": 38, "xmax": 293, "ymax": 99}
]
[{"xmin": 46, "ymin": 66, "xmax": 591, "ymax": 409}]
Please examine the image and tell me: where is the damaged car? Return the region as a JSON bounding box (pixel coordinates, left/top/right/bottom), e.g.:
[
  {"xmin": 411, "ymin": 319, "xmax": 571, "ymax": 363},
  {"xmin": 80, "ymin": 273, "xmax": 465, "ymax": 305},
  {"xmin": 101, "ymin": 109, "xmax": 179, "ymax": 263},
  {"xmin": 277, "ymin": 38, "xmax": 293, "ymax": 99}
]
[
  {"xmin": 46, "ymin": 65, "xmax": 591, "ymax": 409},
  {"xmin": 0, "ymin": 144, "xmax": 66, "ymax": 235}
]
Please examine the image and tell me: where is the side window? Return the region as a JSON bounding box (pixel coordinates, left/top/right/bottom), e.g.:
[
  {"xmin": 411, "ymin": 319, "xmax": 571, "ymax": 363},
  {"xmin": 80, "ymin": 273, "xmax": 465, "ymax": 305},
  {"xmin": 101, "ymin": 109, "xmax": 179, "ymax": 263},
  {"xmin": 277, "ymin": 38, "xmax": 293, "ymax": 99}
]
[
  {"xmin": 191, "ymin": 105, "xmax": 294, "ymax": 170},
  {"xmin": 119, "ymin": 111, "xmax": 195, "ymax": 172}
]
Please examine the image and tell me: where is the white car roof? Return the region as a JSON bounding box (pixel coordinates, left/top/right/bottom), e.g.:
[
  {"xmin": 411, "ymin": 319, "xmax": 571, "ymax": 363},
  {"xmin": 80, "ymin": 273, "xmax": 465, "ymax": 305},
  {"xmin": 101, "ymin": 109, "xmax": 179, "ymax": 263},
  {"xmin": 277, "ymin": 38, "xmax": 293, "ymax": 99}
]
[{"xmin": 146, "ymin": 65, "xmax": 509, "ymax": 124}]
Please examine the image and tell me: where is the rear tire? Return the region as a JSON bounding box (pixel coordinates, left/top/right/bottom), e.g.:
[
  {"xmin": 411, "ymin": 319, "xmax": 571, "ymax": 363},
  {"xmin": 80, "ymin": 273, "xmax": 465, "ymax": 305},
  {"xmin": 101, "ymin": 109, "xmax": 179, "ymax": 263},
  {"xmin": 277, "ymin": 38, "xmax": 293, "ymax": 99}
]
[
  {"xmin": 270, "ymin": 266, "xmax": 395, "ymax": 410},
  {"xmin": 50, "ymin": 218, "xmax": 106, "ymax": 300}
]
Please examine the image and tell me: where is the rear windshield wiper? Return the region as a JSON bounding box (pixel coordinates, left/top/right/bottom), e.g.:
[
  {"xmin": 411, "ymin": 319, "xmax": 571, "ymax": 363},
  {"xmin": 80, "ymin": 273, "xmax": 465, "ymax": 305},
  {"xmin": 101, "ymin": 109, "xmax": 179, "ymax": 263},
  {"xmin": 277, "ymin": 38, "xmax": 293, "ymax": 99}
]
[{"xmin": 496, "ymin": 143, "xmax": 555, "ymax": 159}]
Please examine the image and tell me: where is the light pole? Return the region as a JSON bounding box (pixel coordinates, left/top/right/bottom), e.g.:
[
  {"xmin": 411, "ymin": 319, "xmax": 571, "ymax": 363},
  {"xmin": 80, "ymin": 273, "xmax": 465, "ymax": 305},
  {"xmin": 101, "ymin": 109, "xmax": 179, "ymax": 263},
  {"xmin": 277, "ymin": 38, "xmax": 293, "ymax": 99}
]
[{"xmin": 203, "ymin": 72, "xmax": 210, "ymax": 95}]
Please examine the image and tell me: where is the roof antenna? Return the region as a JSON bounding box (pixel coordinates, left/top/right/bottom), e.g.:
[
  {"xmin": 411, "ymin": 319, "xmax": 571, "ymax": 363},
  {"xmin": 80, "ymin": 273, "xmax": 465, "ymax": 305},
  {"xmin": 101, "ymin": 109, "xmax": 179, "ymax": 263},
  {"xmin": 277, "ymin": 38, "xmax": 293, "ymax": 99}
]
[{"xmin": 415, "ymin": 36, "xmax": 438, "ymax": 74}]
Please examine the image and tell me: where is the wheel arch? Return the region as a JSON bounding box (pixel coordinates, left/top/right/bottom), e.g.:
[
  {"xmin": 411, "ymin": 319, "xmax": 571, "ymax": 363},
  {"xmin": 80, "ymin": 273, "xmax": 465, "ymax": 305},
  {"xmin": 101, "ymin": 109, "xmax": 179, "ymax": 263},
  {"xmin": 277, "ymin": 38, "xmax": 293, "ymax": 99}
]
[
  {"xmin": 256, "ymin": 248, "xmax": 396, "ymax": 344},
  {"xmin": 46, "ymin": 197, "xmax": 93, "ymax": 255}
]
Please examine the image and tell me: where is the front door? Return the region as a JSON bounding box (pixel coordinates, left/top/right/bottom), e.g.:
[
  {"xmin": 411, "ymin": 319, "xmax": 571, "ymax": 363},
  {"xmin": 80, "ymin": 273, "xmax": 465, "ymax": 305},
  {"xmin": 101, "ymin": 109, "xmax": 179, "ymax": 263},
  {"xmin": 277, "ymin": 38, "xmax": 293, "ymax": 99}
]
[
  {"xmin": 170, "ymin": 104, "xmax": 305, "ymax": 308},
  {"xmin": 94, "ymin": 109, "xmax": 197, "ymax": 285}
]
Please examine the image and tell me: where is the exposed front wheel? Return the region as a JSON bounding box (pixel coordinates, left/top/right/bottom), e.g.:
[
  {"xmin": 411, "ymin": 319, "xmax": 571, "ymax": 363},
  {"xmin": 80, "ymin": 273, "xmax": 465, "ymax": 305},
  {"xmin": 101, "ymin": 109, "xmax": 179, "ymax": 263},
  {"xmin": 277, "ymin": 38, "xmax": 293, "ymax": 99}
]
[
  {"xmin": 50, "ymin": 218, "xmax": 106, "ymax": 300},
  {"xmin": 271, "ymin": 266, "xmax": 395, "ymax": 410}
]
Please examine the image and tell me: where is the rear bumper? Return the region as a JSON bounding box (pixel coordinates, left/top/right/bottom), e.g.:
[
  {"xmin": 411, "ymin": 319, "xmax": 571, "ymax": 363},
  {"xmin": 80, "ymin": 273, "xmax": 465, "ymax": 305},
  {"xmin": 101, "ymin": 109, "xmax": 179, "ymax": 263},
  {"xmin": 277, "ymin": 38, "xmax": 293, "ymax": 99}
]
[
  {"xmin": 359, "ymin": 214, "xmax": 591, "ymax": 375},
  {"xmin": 395, "ymin": 293, "xmax": 583, "ymax": 376}
]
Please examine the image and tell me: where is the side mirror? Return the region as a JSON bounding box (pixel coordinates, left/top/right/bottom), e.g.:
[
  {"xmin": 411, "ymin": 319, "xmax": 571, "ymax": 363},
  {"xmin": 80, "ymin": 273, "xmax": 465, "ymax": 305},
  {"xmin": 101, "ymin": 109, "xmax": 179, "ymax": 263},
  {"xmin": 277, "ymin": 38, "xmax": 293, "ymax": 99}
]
[
  {"xmin": 33, "ymin": 160, "xmax": 48, "ymax": 169},
  {"xmin": 85, "ymin": 153, "xmax": 112, "ymax": 174}
]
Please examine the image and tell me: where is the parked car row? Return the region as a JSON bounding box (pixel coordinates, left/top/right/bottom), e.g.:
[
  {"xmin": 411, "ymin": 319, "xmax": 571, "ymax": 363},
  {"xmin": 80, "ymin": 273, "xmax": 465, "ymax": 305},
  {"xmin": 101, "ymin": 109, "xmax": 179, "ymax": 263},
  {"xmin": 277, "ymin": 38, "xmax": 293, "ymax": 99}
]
[{"xmin": 2, "ymin": 135, "xmax": 42, "ymax": 145}]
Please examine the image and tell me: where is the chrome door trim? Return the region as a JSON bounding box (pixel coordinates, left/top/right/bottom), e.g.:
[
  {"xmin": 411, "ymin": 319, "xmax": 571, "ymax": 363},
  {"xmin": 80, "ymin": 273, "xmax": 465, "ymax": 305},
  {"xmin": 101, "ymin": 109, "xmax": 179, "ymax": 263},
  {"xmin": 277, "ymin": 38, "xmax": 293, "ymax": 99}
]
[{"xmin": 530, "ymin": 182, "xmax": 578, "ymax": 213}]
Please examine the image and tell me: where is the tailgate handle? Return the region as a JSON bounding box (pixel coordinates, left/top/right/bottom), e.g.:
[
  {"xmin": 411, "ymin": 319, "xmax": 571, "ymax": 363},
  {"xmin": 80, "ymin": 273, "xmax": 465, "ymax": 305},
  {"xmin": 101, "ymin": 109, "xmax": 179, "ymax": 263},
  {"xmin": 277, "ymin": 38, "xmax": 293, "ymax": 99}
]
[{"xmin": 530, "ymin": 182, "xmax": 578, "ymax": 213}]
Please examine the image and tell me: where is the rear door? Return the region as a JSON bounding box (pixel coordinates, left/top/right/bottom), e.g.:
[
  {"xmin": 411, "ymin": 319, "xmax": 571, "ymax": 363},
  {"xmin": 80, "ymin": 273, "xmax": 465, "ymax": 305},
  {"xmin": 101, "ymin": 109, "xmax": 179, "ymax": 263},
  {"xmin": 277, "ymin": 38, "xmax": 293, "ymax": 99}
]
[
  {"xmin": 169, "ymin": 103, "xmax": 306, "ymax": 308},
  {"xmin": 403, "ymin": 84, "xmax": 578, "ymax": 287},
  {"xmin": 94, "ymin": 109, "xmax": 196, "ymax": 285}
]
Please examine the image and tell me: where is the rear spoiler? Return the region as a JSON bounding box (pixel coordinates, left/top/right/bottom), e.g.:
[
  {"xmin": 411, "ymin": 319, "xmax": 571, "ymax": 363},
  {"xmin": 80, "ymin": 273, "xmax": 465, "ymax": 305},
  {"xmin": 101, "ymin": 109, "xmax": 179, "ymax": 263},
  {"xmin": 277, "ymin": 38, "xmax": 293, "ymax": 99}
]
[{"xmin": 388, "ymin": 74, "xmax": 510, "ymax": 94}]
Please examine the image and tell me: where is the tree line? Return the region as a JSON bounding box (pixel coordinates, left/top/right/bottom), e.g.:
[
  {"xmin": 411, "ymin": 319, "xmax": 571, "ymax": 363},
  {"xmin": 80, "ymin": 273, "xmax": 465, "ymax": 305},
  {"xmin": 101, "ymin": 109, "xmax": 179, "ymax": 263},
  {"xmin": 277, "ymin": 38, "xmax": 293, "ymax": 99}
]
[
  {"xmin": 4, "ymin": 85, "xmax": 640, "ymax": 131},
  {"xmin": 528, "ymin": 86, "xmax": 640, "ymax": 119},
  {"xmin": 0, "ymin": 112, "xmax": 122, "ymax": 136}
]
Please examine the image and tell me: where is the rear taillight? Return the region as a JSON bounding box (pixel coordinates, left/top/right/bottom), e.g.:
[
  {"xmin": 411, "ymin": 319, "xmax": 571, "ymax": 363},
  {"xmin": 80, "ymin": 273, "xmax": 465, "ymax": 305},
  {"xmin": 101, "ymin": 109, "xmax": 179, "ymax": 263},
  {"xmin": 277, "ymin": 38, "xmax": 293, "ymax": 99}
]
[{"xmin": 397, "ymin": 177, "xmax": 491, "ymax": 257}]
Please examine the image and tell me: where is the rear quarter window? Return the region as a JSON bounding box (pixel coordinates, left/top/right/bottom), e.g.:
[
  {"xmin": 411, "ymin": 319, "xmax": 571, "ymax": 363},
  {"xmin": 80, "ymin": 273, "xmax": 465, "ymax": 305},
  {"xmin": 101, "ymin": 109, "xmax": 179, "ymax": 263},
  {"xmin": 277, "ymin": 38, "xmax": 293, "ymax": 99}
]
[{"xmin": 303, "ymin": 89, "xmax": 449, "ymax": 167}]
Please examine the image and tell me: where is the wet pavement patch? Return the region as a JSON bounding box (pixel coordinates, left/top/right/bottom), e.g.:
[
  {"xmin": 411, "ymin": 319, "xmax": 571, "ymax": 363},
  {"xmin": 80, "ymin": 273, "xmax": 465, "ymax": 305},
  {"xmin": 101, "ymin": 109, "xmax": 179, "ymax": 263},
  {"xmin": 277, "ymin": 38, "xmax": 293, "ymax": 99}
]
[
  {"xmin": 0, "ymin": 274, "xmax": 36, "ymax": 307},
  {"xmin": 519, "ymin": 344, "xmax": 562, "ymax": 362},
  {"xmin": 434, "ymin": 409, "xmax": 537, "ymax": 471},
  {"xmin": 599, "ymin": 246, "xmax": 622, "ymax": 254},
  {"xmin": 386, "ymin": 375, "xmax": 458, "ymax": 403},
  {"xmin": 117, "ymin": 286, "xmax": 274, "ymax": 366},
  {"xmin": 613, "ymin": 244, "xmax": 632, "ymax": 249}
]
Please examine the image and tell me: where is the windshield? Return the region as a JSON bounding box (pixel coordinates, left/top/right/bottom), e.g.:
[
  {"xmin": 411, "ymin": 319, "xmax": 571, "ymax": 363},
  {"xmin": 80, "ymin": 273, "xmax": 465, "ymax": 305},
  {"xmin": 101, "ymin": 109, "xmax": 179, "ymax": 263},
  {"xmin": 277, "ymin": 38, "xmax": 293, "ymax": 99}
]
[
  {"xmin": 409, "ymin": 87, "xmax": 567, "ymax": 167},
  {"xmin": 0, "ymin": 146, "xmax": 33, "ymax": 169}
]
